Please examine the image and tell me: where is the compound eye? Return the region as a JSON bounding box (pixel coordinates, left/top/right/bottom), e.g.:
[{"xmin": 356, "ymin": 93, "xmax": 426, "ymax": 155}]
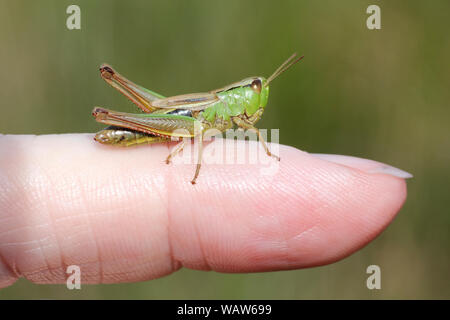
[{"xmin": 251, "ymin": 79, "xmax": 262, "ymax": 93}]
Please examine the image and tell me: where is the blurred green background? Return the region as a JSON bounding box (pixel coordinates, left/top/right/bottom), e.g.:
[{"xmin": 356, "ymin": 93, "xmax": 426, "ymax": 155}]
[{"xmin": 0, "ymin": 0, "xmax": 449, "ymax": 299}]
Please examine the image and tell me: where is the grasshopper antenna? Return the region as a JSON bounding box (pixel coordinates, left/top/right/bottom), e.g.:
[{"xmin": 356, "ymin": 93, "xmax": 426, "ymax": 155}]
[{"xmin": 265, "ymin": 53, "xmax": 304, "ymax": 86}]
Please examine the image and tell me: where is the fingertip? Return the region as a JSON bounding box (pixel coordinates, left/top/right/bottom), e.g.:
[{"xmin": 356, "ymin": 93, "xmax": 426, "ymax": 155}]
[{"xmin": 311, "ymin": 153, "xmax": 413, "ymax": 179}]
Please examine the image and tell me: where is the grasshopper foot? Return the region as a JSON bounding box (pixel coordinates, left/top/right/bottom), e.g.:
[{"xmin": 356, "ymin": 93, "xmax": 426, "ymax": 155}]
[{"xmin": 267, "ymin": 152, "xmax": 280, "ymax": 161}]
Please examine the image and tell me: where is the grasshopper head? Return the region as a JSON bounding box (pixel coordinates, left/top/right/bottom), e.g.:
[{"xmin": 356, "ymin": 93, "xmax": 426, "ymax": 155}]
[{"xmin": 246, "ymin": 77, "xmax": 269, "ymax": 109}]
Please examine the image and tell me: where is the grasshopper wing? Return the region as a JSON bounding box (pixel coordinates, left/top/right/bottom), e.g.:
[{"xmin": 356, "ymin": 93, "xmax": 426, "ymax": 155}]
[{"xmin": 151, "ymin": 92, "xmax": 219, "ymax": 111}]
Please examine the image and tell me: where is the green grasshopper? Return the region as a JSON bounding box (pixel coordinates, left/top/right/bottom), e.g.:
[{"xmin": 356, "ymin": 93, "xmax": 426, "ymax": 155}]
[{"xmin": 92, "ymin": 53, "xmax": 304, "ymax": 184}]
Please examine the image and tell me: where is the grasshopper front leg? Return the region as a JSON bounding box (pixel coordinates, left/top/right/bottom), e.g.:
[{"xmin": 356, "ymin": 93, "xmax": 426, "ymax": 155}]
[{"xmin": 232, "ymin": 117, "xmax": 280, "ymax": 161}]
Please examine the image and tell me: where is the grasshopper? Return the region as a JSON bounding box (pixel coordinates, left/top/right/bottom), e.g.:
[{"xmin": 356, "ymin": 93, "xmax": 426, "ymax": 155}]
[{"xmin": 92, "ymin": 53, "xmax": 303, "ymax": 184}]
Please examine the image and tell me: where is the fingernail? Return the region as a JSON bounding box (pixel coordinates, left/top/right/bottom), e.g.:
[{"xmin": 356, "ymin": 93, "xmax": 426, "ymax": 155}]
[{"xmin": 310, "ymin": 154, "xmax": 413, "ymax": 179}]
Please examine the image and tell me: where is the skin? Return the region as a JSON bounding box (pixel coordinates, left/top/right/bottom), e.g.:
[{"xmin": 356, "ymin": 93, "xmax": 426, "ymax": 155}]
[{"xmin": 0, "ymin": 134, "xmax": 411, "ymax": 288}]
